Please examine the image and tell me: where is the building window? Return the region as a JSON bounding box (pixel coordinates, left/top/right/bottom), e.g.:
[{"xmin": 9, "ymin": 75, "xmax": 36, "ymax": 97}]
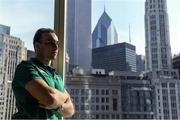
[
  {"xmin": 75, "ymin": 89, "xmax": 79, "ymax": 95},
  {"xmin": 96, "ymin": 105, "xmax": 99, "ymax": 111},
  {"xmin": 162, "ymin": 83, "xmax": 167, "ymax": 88},
  {"xmin": 113, "ymin": 98, "xmax": 118, "ymax": 111},
  {"xmin": 81, "ymin": 89, "xmax": 85, "ymax": 95},
  {"xmin": 106, "ymin": 105, "xmax": 109, "ymax": 111},
  {"xmin": 96, "ymin": 89, "xmax": 99, "ymax": 95},
  {"xmin": 96, "ymin": 114, "xmax": 99, "ymax": 119},
  {"xmin": 101, "ymin": 97, "xmax": 105, "ymax": 103},
  {"xmin": 106, "ymin": 90, "xmax": 109, "ymax": 95},
  {"xmin": 101, "ymin": 89, "xmax": 105, "ymax": 95},
  {"xmin": 96, "ymin": 97, "xmax": 99, "ymax": 103},
  {"xmin": 91, "ymin": 97, "xmax": 95, "ymax": 103},
  {"xmin": 169, "ymin": 83, "xmax": 175, "ymax": 88},
  {"xmin": 75, "ymin": 97, "xmax": 79, "ymax": 103},
  {"xmin": 101, "ymin": 105, "xmax": 105, "ymax": 110},
  {"xmin": 81, "ymin": 97, "xmax": 85, "ymax": 103},
  {"xmin": 106, "ymin": 97, "xmax": 109, "ymax": 103},
  {"xmin": 112, "ymin": 90, "xmax": 118, "ymax": 95},
  {"xmin": 92, "ymin": 89, "xmax": 95, "ymax": 95}
]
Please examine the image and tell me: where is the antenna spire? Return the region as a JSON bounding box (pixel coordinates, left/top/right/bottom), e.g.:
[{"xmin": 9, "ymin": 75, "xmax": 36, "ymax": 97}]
[
  {"xmin": 129, "ymin": 24, "xmax": 131, "ymax": 43},
  {"xmin": 104, "ymin": 3, "xmax": 106, "ymax": 12}
]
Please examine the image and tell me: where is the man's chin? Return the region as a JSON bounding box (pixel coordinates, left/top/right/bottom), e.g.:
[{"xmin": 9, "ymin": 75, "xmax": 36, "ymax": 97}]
[{"xmin": 51, "ymin": 55, "xmax": 57, "ymax": 60}]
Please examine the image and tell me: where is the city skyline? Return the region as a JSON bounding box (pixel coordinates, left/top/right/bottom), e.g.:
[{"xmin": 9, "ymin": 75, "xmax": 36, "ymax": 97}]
[{"xmin": 0, "ymin": 0, "xmax": 179, "ymax": 55}]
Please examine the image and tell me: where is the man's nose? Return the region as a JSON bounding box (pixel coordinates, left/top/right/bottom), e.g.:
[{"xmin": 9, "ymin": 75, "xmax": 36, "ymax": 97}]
[{"xmin": 52, "ymin": 43, "xmax": 58, "ymax": 49}]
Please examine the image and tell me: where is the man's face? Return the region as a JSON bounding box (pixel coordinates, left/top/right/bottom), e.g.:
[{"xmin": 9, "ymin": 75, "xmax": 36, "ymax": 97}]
[{"xmin": 37, "ymin": 32, "xmax": 59, "ymax": 60}]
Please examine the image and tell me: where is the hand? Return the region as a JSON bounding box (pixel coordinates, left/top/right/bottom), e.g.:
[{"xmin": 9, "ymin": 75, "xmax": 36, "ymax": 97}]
[{"xmin": 39, "ymin": 88, "xmax": 69, "ymax": 109}]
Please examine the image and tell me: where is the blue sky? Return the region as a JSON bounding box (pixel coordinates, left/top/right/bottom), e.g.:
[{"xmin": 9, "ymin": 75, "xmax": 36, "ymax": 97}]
[
  {"xmin": 0, "ymin": 0, "xmax": 179, "ymax": 55},
  {"xmin": 0, "ymin": 0, "xmax": 54, "ymax": 50}
]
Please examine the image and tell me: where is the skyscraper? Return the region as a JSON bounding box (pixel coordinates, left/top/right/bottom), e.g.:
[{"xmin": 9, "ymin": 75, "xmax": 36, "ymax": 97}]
[
  {"xmin": 0, "ymin": 24, "xmax": 27, "ymax": 119},
  {"xmin": 145, "ymin": 0, "xmax": 172, "ymax": 71},
  {"xmin": 92, "ymin": 42, "xmax": 136, "ymax": 72},
  {"xmin": 66, "ymin": 0, "xmax": 91, "ymax": 71},
  {"xmin": 92, "ymin": 9, "xmax": 118, "ymax": 48},
  {"xmin": 144, "ymin": 1, "xmax": 180, "ymax": 119}
]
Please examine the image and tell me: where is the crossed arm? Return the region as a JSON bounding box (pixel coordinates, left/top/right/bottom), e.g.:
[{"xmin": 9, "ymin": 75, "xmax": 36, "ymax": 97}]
[{"xmin": 25, "ymin": 79, "xmax": 75, "ymax": 117}]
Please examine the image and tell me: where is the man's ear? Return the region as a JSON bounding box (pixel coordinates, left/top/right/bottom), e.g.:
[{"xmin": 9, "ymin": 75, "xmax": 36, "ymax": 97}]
[{"xmin": 34, "ymin": 42, "xmax": 40, "ymax": 50}]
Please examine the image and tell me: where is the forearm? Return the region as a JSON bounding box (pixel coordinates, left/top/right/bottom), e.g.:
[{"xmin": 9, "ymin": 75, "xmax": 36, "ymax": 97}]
[
  {"xmin": 57, "ymin": 97, "xmax": 75, "ymax": 117},
  {"xmin": 39, "ymin": 88, "xmax": 75, "ymax": 117},
  {"xmin": 39, "ymin": 88, "xmax": 69, "ymax": 109}
]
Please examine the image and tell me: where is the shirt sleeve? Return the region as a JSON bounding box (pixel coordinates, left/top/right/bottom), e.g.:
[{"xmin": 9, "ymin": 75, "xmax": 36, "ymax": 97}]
[
  {"xmin": 54, "ymin": 72, "xmax": 65, "ymax": 92},
  {"xmin": 13, "ymin": 61, "xmax": 43, "ymax": 88}
]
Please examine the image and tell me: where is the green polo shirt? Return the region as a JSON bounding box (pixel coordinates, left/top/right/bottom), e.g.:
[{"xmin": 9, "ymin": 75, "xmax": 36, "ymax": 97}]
[{"xmin": 12, "ymin": 58, "xmax": 64, "ymax": 119}]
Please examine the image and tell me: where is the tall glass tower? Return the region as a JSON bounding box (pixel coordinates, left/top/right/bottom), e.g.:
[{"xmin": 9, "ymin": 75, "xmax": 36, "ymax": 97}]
[
  {"xmin": 92, "ymin": 10, "xmax": 118, "ymax": 48},
  {"xmin": 66, "ymin": 0, "xmax": 91, "ymax": 71},
  {"xmin": 145, "ymin": 0, "xmax": 172, "ymax": 71}
]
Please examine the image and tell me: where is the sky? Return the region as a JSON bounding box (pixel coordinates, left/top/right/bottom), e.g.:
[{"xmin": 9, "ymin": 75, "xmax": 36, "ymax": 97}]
[{"xmin": 0, "ymin": 0, "xmax": 180, "ymax": 56}]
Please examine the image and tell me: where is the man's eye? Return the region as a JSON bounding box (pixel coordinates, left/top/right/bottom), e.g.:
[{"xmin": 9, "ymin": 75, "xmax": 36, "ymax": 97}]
[{"xmin": 45, "ymin": 43, "xmax": 51, "ymax": 45}]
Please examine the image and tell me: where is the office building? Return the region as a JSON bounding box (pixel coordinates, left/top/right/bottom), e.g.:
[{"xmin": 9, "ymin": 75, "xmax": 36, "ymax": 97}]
[
  {"xmin": 66, "ymin": 70, "xmax": 154, "ymax": 119},
  {"xmin": 92, "ymin": 9, "xmax": 118, "ymax": 48},
  {"xmin": 92, "ymin": 42, "xmax": 136, "ymax": 72},
  {"xmin": 66, "ymin": 0, "xmax": 92, "ymax": 71},
  {"xmin": 153, "ymin": 79, "xmax": 180, "ymax": 119},
  {"xmin": 145, "ymin": 0, "xmax": 172, "ymax": 71},
  {"xmin": 0, "ymin": 24, "xmax": 27, "ymax": 119}
]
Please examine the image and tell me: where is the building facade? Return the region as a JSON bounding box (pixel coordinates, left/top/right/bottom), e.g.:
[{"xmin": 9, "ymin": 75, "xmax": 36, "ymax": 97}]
[
  {"xmin": 0, "ymin": 25, "xmax": 27, "ymax": 119},
  {"xmin": 92, "ymin": 10, "xmax": 118, "ymax": 48},
  {"xmin": 66, "ymin": 71, "xmax": 154, "ymax": 119},
  {"xmin": 121, "ymin": 79, "xmax": 154, "ymax": 119},
  {"xmin": 66, "ymin": 75, "xmax": 121, "ymax": 119},
  {"xmin": 145, "ymin": 0, "xmax": 172, "ymax": 71},
  {"xmin": 153, "ymin": 79, "xmax": 180, "ymax": 119},
  {"xmin": 66, "ymin": 0, "xmax": 92, "ymax": 72},
  {"xmin": 92, "ymin": 42, "xmax": 136, "ymax": 72}
]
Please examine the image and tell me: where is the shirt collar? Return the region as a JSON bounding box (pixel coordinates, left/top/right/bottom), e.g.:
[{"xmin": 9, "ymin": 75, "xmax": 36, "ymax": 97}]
[{"xmin": 30, "ymin": 58, "xmax": 55, "ymax": 73}]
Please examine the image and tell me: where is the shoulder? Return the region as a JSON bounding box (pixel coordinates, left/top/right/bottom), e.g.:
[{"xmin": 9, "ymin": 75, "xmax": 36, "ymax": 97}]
[
  {"xmin": 16, "ymin": 60, "xmax": 33, "ymax": 68},
  {"xmin": 15, "ymin": 60, "xmax": 36, "ymax": 75}
]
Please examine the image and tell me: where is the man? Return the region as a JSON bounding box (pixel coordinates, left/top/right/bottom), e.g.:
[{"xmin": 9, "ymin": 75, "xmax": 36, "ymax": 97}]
[{"xmin": 12, "ymin": 28, "xmax": 74, "ymax": 119}]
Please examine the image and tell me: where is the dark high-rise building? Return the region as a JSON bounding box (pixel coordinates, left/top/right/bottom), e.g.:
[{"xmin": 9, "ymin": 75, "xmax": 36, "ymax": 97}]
[
  {"xmin": 27, "ymin": 50, "xmax": 35, "ymax": 60},
  {"xmin": 173, "ymin": 54, "xmax": 180, "ymax": 78},
  {"xmin": 66, "ymin": 0, "xmax": 91, "ymax": 71},
  {"xmin": 92, "ymin": 9, "xmax": 118, "ymax": 49},
  {"xmin": 92, "ymin": 42, "xmax": 136, "ymax": 72},
  {"xmin": 145, "ymin": 0, "xmax": 172, "ymax": 71}
]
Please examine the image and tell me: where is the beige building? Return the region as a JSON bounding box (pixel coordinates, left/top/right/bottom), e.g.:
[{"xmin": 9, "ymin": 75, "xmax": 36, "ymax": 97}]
[
  {"xmin": 153, "ymin": 79, "xmax": 180, "ymax": 120},
  {"xmin": 0, "ymin": 25, "xmax": 27, "ymax": 119},
  {"xmin": 66, "ymin": 74, "xmax": 122, "ymax": 119}
]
